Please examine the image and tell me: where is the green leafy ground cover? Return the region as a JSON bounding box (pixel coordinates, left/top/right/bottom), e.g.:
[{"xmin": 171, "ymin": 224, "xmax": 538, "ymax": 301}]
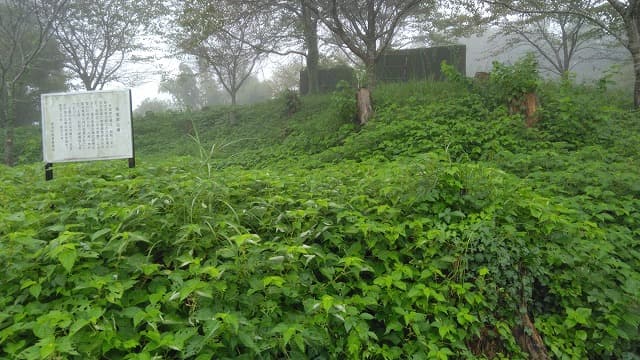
[{"xmin": 1, "ymin": 76, "xmax": 639, "ymax": 359}]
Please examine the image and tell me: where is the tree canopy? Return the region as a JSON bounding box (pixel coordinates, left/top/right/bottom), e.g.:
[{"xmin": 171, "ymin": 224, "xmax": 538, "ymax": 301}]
[{"xmin": 54, "ymin": 0, "xmax": 165, "ymax": 90}]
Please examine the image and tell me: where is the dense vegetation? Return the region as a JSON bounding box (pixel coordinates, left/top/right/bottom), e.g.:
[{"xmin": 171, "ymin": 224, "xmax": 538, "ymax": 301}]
[{"xmin": 1, "ymin": 69, "xmax": 639, "ymax": 359}]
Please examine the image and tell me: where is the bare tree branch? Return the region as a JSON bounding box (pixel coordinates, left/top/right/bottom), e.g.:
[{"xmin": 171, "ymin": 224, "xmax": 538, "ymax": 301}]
[
  {"xmin": 54, "ymin": 0, "xmax": 164, "ymax": 90},
  {"xmin": 306, "ymin": 0, "xmax": 423, "ymax": 87}
]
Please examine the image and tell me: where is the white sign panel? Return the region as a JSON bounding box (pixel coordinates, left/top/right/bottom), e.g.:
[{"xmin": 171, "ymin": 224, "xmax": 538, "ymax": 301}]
[{"xmin": 41, "ymin": 89, "xmax": 133, "ymax": 163}]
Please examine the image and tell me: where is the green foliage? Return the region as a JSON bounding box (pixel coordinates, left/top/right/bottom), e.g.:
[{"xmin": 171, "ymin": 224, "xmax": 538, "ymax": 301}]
[
  {"xmin": 2, "ymin": 77, "xmax": 640, "ymax": 358},
  {"xmin": 133, "ymin": 98, "xmax": 175, "ymax": 118},
  {"xmin": 13, "ymin": 38, "xmax": 68, "ymax": 126},
  {"xmin": 160, "ymin": 64, "xmax": 205, "ymax": 110},
  {"xmin": 0, "ymin": 126, "xmax": 43, "ymax": 164},
  {"xmin": 537, "ymin": 80, "xmax": 638, "ymax": 147},
  {"xmin": 279, "ymin": 89, "xmax": 301, "ymax": 116},
  {"xmin": 331, "ymin": 80, "xmax": 357, "ymax": 123},
  {"xmin": 489, "ymin": 54, "xmax": 540, "ymax": 104},
  {"xmin": 442, "ymin": 55, "xmax": 541, "ymax": 113},
  {"xmin": 441, "ymin": 61, "xmax": 471, "ymax": 88}
]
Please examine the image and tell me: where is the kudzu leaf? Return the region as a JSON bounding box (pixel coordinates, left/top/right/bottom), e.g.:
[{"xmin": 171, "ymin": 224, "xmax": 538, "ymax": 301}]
[
  {"xmin": 294, "ymin": 333, "xmax": 305, "ymax": 353},
  {"xmin": 321, "ymin": 295, "xmax": 334, "ymax": 312},
  {"xmin": 576, "ymin": 330, "xmax": 588, "ymax": 341},
  {"xmin": 179, "ymin": 279, "xmax": 208, "ymax": 301},
  {"xmin": 438, "ymin": 323, "xmax": 455, "ymax": 339},
  {"xmin": 347, "ymin": 331, "xmax": 360, "ymax": 356},
  {"xmin": 230, "ymin": 233, "xmax": 260, "ymax": 246},
  {"xmin": 3, "ymin": 340, "xmax": 26, "ymax": 355},
  {"xmin": 282, "ymin": 325, "xmax": 300, "ymax": 348},
  {"xmin": 217, "ymin": 248, "xmax": 236, "ymax": 258},
  {"xmin": 360, "ymin": 312, "xmax": 374, "ymax": 320},
  {"xmin": 28, "ymin": 284, "xmax": 41, "ymax": 299},
  {"xmin": 68, "ymin": 319, "xmax": 90, "ymax": 336},
  {"xmin": 238, "ymin": 331, "xmax": 258, "ymax": 352},
  {"xmin": 38, "ymin": 338, "xmax": 56, "ymax": 358},
  {"xmin": 122, "ymin": 307, "xmax": 147, "ymax": 327},
  {"xmin": 262, "ymin": 276, "xmax": 285, "ymax": 288},
  {"xmin": 91, "ymin": 228, "xmax": 111, "ymax": 241},
  {"xmin": 58, "ymin": 246, "xmax": 77, "ymax": 273},
  {"xmin": 566, "ymin": 307, "xmax": 592, "ymax": 327}
]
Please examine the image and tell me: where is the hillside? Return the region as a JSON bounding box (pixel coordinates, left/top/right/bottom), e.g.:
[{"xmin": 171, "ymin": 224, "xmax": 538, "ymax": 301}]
[{"xmin": 1, "ymin": 76, "xmax": 639, "ymax": 359}]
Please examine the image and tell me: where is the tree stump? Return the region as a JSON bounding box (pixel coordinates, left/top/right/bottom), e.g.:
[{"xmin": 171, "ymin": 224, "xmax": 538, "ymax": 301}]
[
  {"xmin": 509, "ymin": 92, "xmax": 539, "ymax": 128},
  {"xmin": 513, "ymin": 312, "xmax": 549, "ymax": 360},
  {"xmin": 523, "ymin": 92, "xmax": 539, "ymax": 127},
  {"xmin": 356, "ymin": 87, "xmax": 373, "ymax": 125},
  {"xmin": 474, "ymin": 71, "xmax": 490, "ymax": 81}
]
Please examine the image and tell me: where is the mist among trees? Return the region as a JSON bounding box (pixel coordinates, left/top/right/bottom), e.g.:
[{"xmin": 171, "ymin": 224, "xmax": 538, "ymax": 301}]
[{"xmin": 0, "ymin": 0, "xmax": 635, "ymax": 165}]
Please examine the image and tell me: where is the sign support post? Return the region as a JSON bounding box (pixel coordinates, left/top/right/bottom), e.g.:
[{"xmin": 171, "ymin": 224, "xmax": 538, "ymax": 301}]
[
  {"xmin": 45, "ymin": 163, "xmax": 53, "ymax": 181},
  {"xmin": 128, "ymin": 90, "xmax": 135, "ymax": 169}
]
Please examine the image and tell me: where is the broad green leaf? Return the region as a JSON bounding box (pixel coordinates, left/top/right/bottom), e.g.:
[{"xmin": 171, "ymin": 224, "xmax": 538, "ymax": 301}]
[
  {"xmin": 58, "ymin": 246, "xmax": 77, "ymax": 273},
  {"xmin": 38, "ymin": 338, "xmax": 56, "ymax": 359},
  {"xmin": 263, "ymin": 276, "xmax": 285, "ymax": 288}
]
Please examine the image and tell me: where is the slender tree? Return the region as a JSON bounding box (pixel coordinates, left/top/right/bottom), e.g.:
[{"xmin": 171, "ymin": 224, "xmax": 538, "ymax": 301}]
[
  {"xmin": 270, "ymin": 60, "xmax": 306, "ymax": 93},
  {"xmin": 483, "ymin": 0, "xmax": 640, "ymax": 107},
  {"xmin": 189, "ymin": 0, "xmax": 322, "ymax": 94},
  {"xmin": 490, "ymin": 0, "xmax": 617, "ymax": 77},
  {"xmin": 251, "ymin": 0, "xmax": 322, "ymax": 94},
  {"xmin": 0, "ymin": 0, "xmax": 68, "ymax": 165},
  {"xmin": 159, "ymin": 63, "xmax": 203, "ymax": 110},
  {"xmin": 307, "ymin": 0, "xmax": 423, "ymax": 88},
  {"xmin": 175, "ymin": 1, "xmax": 264, "ymax": 107},
  {"xmin": 197, "ymin": 57, "xmax": 227, "ymax": 107},
  {"xmin": 14, "ymin": 39, "xmax": 68, "ymax": 126},
  {"xmin": 54, "ymin": 0, "xmax": 164, "ymax": 90},
  {"xmin": 199, "ymin": 27, "xmax": 263, "ymax": 107},
  {"xmin": 301, "ymin": 1, "xmax": 321, "ymax": 93}
]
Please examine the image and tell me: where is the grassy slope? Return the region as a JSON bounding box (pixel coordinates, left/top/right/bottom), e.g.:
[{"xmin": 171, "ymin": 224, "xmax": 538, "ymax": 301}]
[{"xmin": 1, "ymin": 81, "xmax": 639, "ymax": 359}]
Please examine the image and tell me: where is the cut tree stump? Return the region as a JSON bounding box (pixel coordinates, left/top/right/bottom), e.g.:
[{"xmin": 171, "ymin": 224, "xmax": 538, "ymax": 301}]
[
  {"xmin": 509, "ymin": 92, "xmax": 539, "ymax": 128},
  {"xmin": 523, "ymin": 92, "xmax": 539, "ymax": 127},
  {"xmin": 356, "ymin": 87, "xmax": 373, "ymax": 125},
  {"xmin": 513, "ymin": 312, "xmax": 550, "ymax": 360},
  {"xmin": 474, "ymin": 71, "xmax": 490, "ymax": 81}
]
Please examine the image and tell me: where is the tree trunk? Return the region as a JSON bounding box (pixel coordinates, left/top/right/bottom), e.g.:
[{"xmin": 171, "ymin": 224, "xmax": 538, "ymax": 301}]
[
  {"xmin": 356, "ymin": 87, "xmax": 373, "ymax": 125},
  {"xmin": 230, "ymin": 90, "xmax": 237, "ymax": 106},
  {"xmin": 82, "ymin": 76, "xmax": 97, "ymax": 91},
  {"xmin": 229, "ymin": 91, "xmax": 238, "ymax": 124},
  {"xmin": 365, "ymin": 60, "xmax": 377, "ymax": 89},
  {"xmin": 3, "ymin": 125, "xmax": 14, "ymax": 166},
  {"xmin": 364, "ymin": 0, "xmax": 377, "ymax": 89},
  {"xmin": 514, "ymin": 312, "xmax": 549, "ymax": 360},
  {"xmin": 633, "ymin": 51, "xmax": 640, "ymax": 108},
  {"xmin": 301, "ymin": 2, "xmax": 320, "ymax": 94},
  {"xmin": 513, "ymin": 266, "xmax": 549, "ymax": 360},
  {"xmin": 628, "ymin": 16, "xmax": 640, "ymax": 109},
  {"xmin": 3, "ymin": 87, "xmax": 16, "ymax": 166}
]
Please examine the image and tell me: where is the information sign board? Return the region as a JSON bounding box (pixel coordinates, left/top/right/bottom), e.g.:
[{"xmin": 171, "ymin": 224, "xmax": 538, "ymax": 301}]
[{"xmin": 41, "ymin": 89, "xmax": 134, "ymax": 163}]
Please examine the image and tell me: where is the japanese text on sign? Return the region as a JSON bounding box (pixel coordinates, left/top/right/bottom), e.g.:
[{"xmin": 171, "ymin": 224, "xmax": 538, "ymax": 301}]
[{"xmin": 41, "ymin": 90, "xmax": 133, "ymax": 163}]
